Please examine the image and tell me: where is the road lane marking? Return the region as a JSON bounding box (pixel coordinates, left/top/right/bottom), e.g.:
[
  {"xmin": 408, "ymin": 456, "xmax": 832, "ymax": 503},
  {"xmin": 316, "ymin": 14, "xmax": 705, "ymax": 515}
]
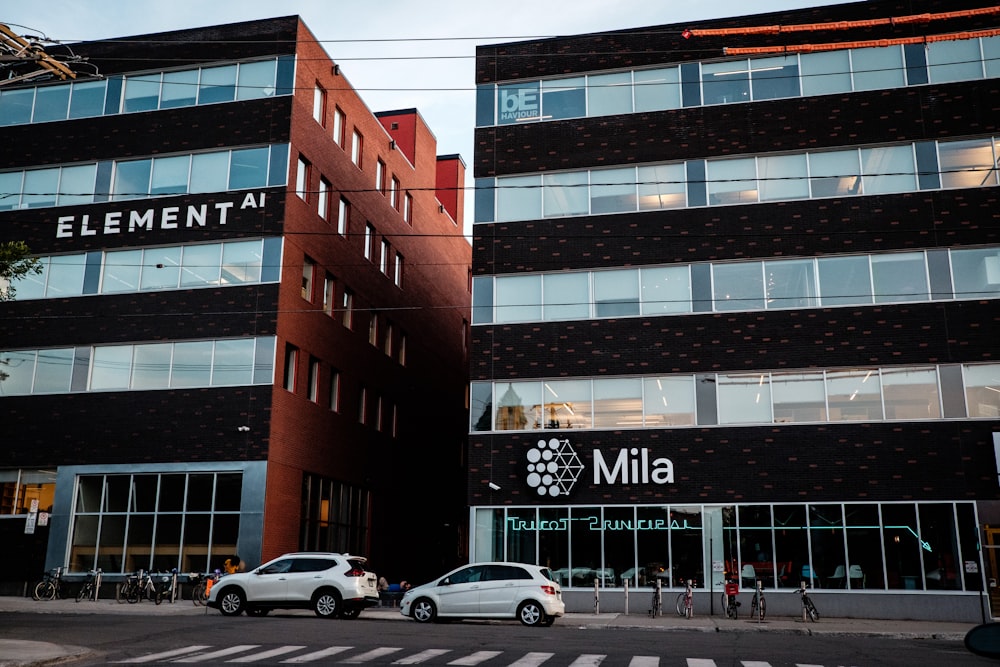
[
  {"xmin": 393, "ymin": 649, "xmax": 452, "ymax": 664},
  {"xmin": 628, "ymin": 658, "xmax": 659, "ymax": 667},
  {"xmin": 113, "ymin": 646, "xmax": 212, "ymax": 663},
  {"xmin": 228, "ymin": 645, "xmax": 307, "ymax": 662},
  {"xmin": 173, "ymin": 645, "xmax": 261, "ymax": 662},
  {"xmin": 280, "ymin": 646, "xmax": 353, "ymax": 663},
  {"xmin": 448, "ymin": 650, "xmax": 503, "ymax": 665},
  {"xmin": 567, "ymin": 655, "xmax": 606, "ymax": 667},
  {"xmin": 342, "ymin": 647, "xmax": 404, "ymax": 663},
  {"xmin": 507, "ymin": 652, "xmax": 554, "ymax": 667}
]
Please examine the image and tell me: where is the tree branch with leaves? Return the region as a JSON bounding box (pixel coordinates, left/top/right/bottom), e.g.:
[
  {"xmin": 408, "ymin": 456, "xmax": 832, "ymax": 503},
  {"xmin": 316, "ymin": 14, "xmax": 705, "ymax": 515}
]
[{"xmin": 0, "ymin": 240, "xmax": 41, "ymax": 302}]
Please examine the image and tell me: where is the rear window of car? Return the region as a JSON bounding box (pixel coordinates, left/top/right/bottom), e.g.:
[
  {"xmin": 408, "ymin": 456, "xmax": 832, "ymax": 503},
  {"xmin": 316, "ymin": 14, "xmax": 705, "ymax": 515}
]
[
  {"xmin": 539, "ymin": 568, "xmax": 556, "ymax": 582},
  {"xmin": 346, "ymin": 558, "xmax": 368, "ymax": 571},
  {"xmin": 291, "ymin": 558, "xmax": 336, "ymax": 573}
]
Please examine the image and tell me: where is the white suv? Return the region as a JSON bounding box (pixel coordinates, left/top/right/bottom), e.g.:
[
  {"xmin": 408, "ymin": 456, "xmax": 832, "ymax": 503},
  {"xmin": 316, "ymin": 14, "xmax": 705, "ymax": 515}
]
[
  {"xmin": 207, "ymin": 552, "xmax": 379, "ymax": 619},
  {"xmin": 399, "ymin": 562, "xmax": 564, "ymax": 626}
]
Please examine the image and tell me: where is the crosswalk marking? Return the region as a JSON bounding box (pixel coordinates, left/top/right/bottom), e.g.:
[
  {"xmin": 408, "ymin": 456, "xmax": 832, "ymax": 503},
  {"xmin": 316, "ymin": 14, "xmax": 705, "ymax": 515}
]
[
  {"xmin": 567, "ymin": 655, "xmax": 606, "ymax": 667},
  {"xmin": 113, "ymin": 645, "xmax": 212, "ymax": 663},
  {"xmin": 447, "ymin": 650, "xmax": 503, "ymax": 665},
  {"xmin": 686, "ymin": 660, "xmax": 715, "ymax": 667},
  {"xmin": 228, "ymin": 645, "xmax": 307, "ymax": 662},
  {"xmin": 173, "ymin": 645, "xmax": 261, "ymax": 662},
  {"xmin": 507, "ymin": 652, "xmax": 554, "ymax": 667},
  {"xmin": 342, "ymin": 647, "xmax": 404, "ymax": 663},
  {"xmin": 628, "ymin": 658, "xmax": 659, "ymax": 667},
  {"xmin": 393, "ymin": 649, "xmax": 452, "ymax": 664},
  {"xmin": 742, "ymin": 663, "xmax": 773, "ymax": 667},
  {"xmin": 280, "ymin": 646, "xmax": 353, "ymax": 663}
]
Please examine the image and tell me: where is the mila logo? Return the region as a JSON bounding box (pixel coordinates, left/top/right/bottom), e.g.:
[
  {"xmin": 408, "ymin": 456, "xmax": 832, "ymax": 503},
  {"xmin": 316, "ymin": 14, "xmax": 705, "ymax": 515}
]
[{"xmin": 525, "ymin": 438, "xmax": 584, "ymax": 497}]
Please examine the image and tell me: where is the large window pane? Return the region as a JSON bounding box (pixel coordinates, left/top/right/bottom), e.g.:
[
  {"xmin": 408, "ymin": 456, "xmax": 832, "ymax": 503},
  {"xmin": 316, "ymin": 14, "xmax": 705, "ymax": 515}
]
[
  {"xmin": 45, "ymin": 254, "xmax": 85, "ymax": 297},
  {"xmin": 809, "ymin": 150, "xmax": 862, "ymax": 198},
  {"xmin": 190, "ymin": 151, "xmax": 230, "ymax": 194},
  {"xmin": 713, "ymin": 262, "xmax": 764, "ymax": 311},
  {"xmin": 212, "ymin": 338, "xmax": 254, "ymax": 386},
  {"xmin": 139, "ymin": 247, "xmax": 181, "ymax": 290},
  {"xmin": 220, "ymin": 241, "xmax": 263, "ymax": 284},
  {"xmin": 642, "ymin": 376, "xmax": 695, "ymax": 426},
  {"xmin": 587, "ymin": 72, "xmax": 632, "ymax": 116},
  {"xmin": 497, "ymin": 175, "xmax": 541, "ymax": 222},
  {"xmin": 198, "ymin": 65, "xmax": 237, "ymax": 104},
  {"xmin": 495, "ymin": 381, "xmax": 542, "ymax": 431},
  {"xmin": 764, "ymin": 259, "xmax": 818, "ymax": 309},
  {"xmin": 594, "ymin": 269, "xmax": 639, "ymax": 317},
  {"xmin": 131, "ymin": 343, "xmax": 172, "ymax": 389},
  {"xmin": 964, "ymin": 363, "xmax": 1000, "ymax": 418},
  {"xmin": 702, "ymin": 60, "xmax": 750, "ymax": 105},
  {"xmin": 758, "ymin": 154, "xmax": 809, "ymax": 201},
  {"xmin": 543, "ymin": 171, "xmax": 588, "ymax": 217},
  {"xmin": 852, "ymin": 45, "xmax": 905, "ymax": 91},
  {"xmin": 592, "ymin": 378, "xmax": 642, "ymax": 429},
  {"xmin": 541, "ymin": 77, "xmax": 585, "ymax": 120},
  {"xmin": 101, "ymin": 249, "xmax": 143, "ymax": 293},
  {"xmin": 950, "ymin": 247, "xmax": 1000, "ymax": 299},
  {"xmin": 801, "ymin": 51, "xmax": 852, "ymax": 96},
  {"xmin": 543, "ymin": 380, "xmax": 592, "ymax": 429},
  {"xmin": 229, "ymin": 147, "xmax": 270, "ymax": 189},
  {"xmin": 68, "ymin": 80, "xmax": 107, "ymax": 119},
  {"xmin": 470, "ymin": 382, "xmax": 493, "ymax": 432},
  {"xmin": 927, "ymin": 39, "xmax": 984, "ymax": 83},
  {"xmin": 772, "ymin": 372, "xmax": 827, "ymax": 423},
  {"xmin": 180, "ymin": 243, "xmax": 223, "ymax": 287},
  {"xmin": 985, "ymin": 36, "xmax": 1000, "ymax": 78},
  {"xmin": 637, "ymin": 163, "xmax": 685, "ymax": 210},
  {"xmin": 123, "ymin": 75, "xmax": 161, "ymax": 113},
  {"xmin": 0, "ymin": 350, "xmax": 35, "ymax": 395},
  {"xmin": 0, "ymin": 88, "xmax": 34, "ymax": 126},
  {"xmin": 718, "ymin": 373, "xmax": 772, "ymax": 424},
  {"xmin": 497, "ymin": 81, "xmax": 540, "ymax": 124},
  {"xmin": 871, "ymin": 252, "xmax": 928, "ymax": 303},
  {"xmin": 633, "ymin": 67, "xmax": 681, "ymax": 112},
  {"xmin": 0, "ymin": 171, "xmax": 23, "ymax": 211},
  {"xmin": 844, "ymin": 504, "xmax": 885, "ymax": 589},
  {"xmin": 590, "ymin": 167, "xmax": 636, "ymax": 214},
  {"xmin": 640, "ymin": 265, "xmax": 691, "ymax": 315},
  {"xmin": 91, "ymin": 346, "xmax": 134, "ymax": 390},
  {"xmin": 750, "ymin": 55, "xmax": 799, "ymax": 100},
  {"xmin": 159, "ymin": 69, "xmax": 199, "ymax": 108},
  {"xmin": 882, "ymin": 367, "xmax": 940, "ymax": 420},
  {"xmin": 236, "ymin": 60, "xmax": 277, "ymax": 101},
  {"xmin": 472, "ymin": 276, "xmax": 493, "ymax": 324},
  {"xmin": 809, "ymin": 505, "xmax": 846, "ymax": 589},
  {"xmin": 827, "ymin": 369, "xmax": 883, "ymax": 421},
  {"xmin": 495, "ymin": 274, "xmax": 541, "ymax": 323},
  {"xmin": 861, "ymin": 145, "xmax": 916, "ymax": 194},
  {"xmin": 112, "ymin": 159, "xmax": 151, "ymax": 201},
  {"xmin": 938, "ymin": 138, "xmax": 998, "ymax": 189},
  {"xmin": 542, "ymin": 272, "xmax": 590, "ymax": 321},
  {"xmin": 707, "ymin": 157, "xmax": 757, "ymax": 205},
  {"xmin": 150, "ymin": 155, "xmax": 190, "ymax": 195},
  {"xmin": 22, "ymin": 168, "xmax": 59, "ymax": 208},
  {"xmin": 32, "ymin": 84, "xmax": 71, "ymax": 123},
  {"xmin": 818, "ymin": 255, "xmax": 872, "ymax": 306},
  {"xmin": 32, "ymin": 348, "xmax": 74, "ymax": 394},
  {"xmin": 170, "ymin": 341, "xmax": 213, "ymax": 387},
  {"xmin": 57, "ymin": 164, "xmax": 97, "ymax": 206}
]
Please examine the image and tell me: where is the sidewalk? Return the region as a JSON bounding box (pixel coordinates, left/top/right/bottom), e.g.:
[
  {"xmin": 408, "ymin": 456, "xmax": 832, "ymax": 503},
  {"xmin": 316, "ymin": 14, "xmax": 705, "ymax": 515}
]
[{"xmin": 0, "ymin": 596, "xmax": 980, "ymax": 667}]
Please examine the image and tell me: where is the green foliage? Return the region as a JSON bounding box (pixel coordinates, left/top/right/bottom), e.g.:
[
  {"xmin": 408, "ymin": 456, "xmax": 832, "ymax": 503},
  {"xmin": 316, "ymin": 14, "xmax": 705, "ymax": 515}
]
[{"xmin": 0, "ymin": 240, "xmax": 42, "ymax": 302}]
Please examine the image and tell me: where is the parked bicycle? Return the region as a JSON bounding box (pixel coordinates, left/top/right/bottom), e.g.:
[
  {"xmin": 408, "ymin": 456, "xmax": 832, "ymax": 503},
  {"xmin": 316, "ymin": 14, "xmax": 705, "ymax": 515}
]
[
  {"xmin": 749, "ymin": 580, "xmax": 766, "ymax": 621},
  {"xmin": 155, "ymin": 569, "xmax": 179, "ymax": 603},
  {"xmin": 117, "ymin": 569, "xmax": 163, "ymax": 604},
  {"xmin": 648, "ymin": 578, "xmax": 662, "ymax": 617},
  {"xmin": 795, "ymin": 583, "xmax": 819, "ymax": 622},
  {"xmin": 75, "ymin": 568, "xmax": 102, "ymax": 602},
  {"xmin": 675, "ymin": 579, "xmax": 694, "ymax": 618},
  {"xmin": 721, "ymin": 577, "xmax": 740, "ymax": 620},
  {"xmin": 190, "ymin": 570, "xmax": 220, "ymax": 606},
  {"xmin": 32, "ymin": 566, "xmax": 64, "ymax": 601}
]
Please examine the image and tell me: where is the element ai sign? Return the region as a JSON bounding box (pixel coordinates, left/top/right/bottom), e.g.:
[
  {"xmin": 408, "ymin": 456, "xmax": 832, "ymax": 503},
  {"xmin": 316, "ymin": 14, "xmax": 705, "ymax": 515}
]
[{"xmin": 525, "ymin": 437, "xmax": 675, "ymax": 498}]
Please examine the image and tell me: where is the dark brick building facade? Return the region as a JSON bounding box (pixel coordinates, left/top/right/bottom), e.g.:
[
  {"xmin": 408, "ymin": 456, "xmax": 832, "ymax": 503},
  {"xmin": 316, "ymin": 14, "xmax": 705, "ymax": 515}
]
[
  {"xmin": 0, "ymin": 16, "xmax": 470, "ymax": 590},
  {"xmin": 470, "ymin": 0, "xmax": 1000, "ymax": 620}
]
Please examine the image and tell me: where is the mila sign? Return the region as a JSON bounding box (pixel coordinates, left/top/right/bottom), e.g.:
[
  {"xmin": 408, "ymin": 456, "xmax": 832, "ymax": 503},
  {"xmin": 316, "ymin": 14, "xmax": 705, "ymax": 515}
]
[{"xmin": 524, "ymin": 437, "xmax": 674, "ymax": 498}]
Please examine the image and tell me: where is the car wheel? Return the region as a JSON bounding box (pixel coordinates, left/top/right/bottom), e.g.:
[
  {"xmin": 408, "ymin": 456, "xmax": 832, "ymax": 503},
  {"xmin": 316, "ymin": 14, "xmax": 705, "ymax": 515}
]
[
  {"xmin": 518, "ymin": 600, "xmax": 545, "ymax": 627},
  {"xmin": 246, "ymin": 606, "xmax": 269, "ymax": 617},
  {"xmin": 340, "ymin": 608, "xmax": 361, "ymax": 620},
  {"xmin": 313, "ymin": 589, "xmax": 341, "ymax": 618},
  {"xmin": 218, "ymin": 588, "xmax": 246, "ymax": 617},
  {"xmin": 411, "ymin": 598, "xmax": 436, "ymax": 623}
]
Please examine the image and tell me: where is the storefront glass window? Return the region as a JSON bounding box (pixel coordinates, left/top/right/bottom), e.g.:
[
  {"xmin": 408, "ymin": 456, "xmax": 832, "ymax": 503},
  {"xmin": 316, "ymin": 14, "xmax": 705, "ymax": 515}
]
[
  {"xmin": 919, "ymin": 503, "xmax": 961, "ymax": 590},
  {"xmin": 671, "ymin": 506, "xmax": 704, "ymax": 587},
  {"xmin": 773, "ymin": 505, "xmax": 809, "ymax": 588},
  {"xmin": 602, "ymin": 506, "xmax": 636, "ymax": 589},
  {"xmin": 808, "ymin": 504, "xmax": 846, "ymax": 588},
  {"xmin": 569, "ymin": 507, "xmax": 603, "ymax": 588},
  {"xmin": 506, "ymin": 508, "xmax": 537, "ymax": 564},
  {"xmin": 635, "ymin": 506, "xmax": 670, "ymax": 587},
  {"xmin": 538, "ymin": 507, "xmax": 569, "ymax": 584},
  {"xmin": 844, "ymin": 504, "xmax": 884, "ymax": 589}
]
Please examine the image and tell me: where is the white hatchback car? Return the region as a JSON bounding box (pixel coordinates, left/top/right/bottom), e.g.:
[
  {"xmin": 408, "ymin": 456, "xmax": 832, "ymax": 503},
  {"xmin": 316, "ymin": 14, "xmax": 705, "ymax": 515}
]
[
  {"xmin": 399, "ymin": 562, "xmax": 564, "ymax": 626},
  {"xmin": 207, "ymin": 552, "xmax": 379, "ymax": 619}
]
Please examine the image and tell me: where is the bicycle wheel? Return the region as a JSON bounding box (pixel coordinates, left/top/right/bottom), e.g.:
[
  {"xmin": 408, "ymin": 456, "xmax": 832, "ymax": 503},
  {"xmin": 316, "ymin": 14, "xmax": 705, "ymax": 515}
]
[
  {"xmin": 126, "ymin": 582, "xmax": 140, "ymax": 604},
  {"xmin": 32, "ymin": 580, "xmax": 54, "ymax": 601},
  {"xmin": 675, "ymin": 592, "xmax": 687, "ymax": 617},
  {"xmin": 805, "ymin": 597, "xmax": 819, "ymax": 622},
  {"xmin": 750, "ymin": 595, "xmax": 759, "ymax": 619},
  {"xmin": 76, "ymin": 582, "xmax": 92, "ymax": 603},
  {"xmin": 758, "ymin": 595, "xmax": 766, "ymax": 620},
  {"xmin": 193, "ymin": 583, "xmax": 207, "ymax": 606}
]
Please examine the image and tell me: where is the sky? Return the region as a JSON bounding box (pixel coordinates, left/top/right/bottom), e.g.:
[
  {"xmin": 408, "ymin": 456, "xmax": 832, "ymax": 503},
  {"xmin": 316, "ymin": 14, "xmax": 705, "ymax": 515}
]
[{"xmin": 3, "ymin": 0, "xmax": 851, "ymax": 232}]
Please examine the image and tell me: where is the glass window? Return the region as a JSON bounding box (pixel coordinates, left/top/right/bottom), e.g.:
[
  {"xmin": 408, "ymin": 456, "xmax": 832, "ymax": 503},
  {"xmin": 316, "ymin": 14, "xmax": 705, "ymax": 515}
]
[
  {"xmin": 772, "ymin": 371, "xmax": 827, "ymax": 423},
  {"xmin": 57, "ymin": 164, "xmax": 97, "ymax": 207},
  {"xmin": 964, "ymin": 363, "xmax": 1000, "ymax": 418},
  {"xmin": 707, "ymin": 157, "xmax": 757, "ymax": 205},
  {"xmin": 171, "ymin": 341, "xmax": 213, "ymax": 387},
  {"xmin": 818, "ymin": 255, "xmax": 872, "ymax": 306},
  {"xmin": 332, "ymin": 106, "xmax": 346, "ymax": 146},
  {"xmin": 592, "ymin": 378, "xmax": 642, "ymax": 429},
  {"xmin": 751, "ymin": 55, "xmax": 800, "ymax": 100},
  {"xmin": 984, "ymin": 35, "xmax": 1000, "ymax": 78},
  {"xmin": 45, "ymin": 254, "xmax": 85, "ymax": 297},
  {"xmin": 543, "ymin": 172, "xmax": 588, "ymax": 217},
  {"xmin": 871, "ymin": 252, "xmax": 928, "ymax": 303},
  {"xmin": 0, "ymin": 88, "xmax": 34, "ymax": 126},
  {"xmin": 827, "ymin": 369, "xmax": 883, "ymax": 421},
  {"xmin": 159, "ymin": 69, "xmax": 199, "ymax": 108},
  {"xmin": 497, "ymin": 174, "xmax": 541, "ymax": 222},
  {"xmin": 702, "ymin": 60, "xmax": 750, "ymax": 105},
  {"xmin": 101, "ymin": 249, "xmax": 143, "ymax": 293},
  {"xmin": 758, "ymin": 154, "xmax": 809, "ymax": 201},
  {"xmin": 9, "ymin": 257, "xmax": 45, "ymax": 300},
  {"xmin": 882, "ymin": 366, "xmax": 940, "ymax": 420},
  {"xmin": 642, "ymin": 376, "xmax": 695, "ymax": 426},
  {"xmin": 590, "ymin": 167, "xmax": 636, "ymax": 214},
  {"xmin": 131, "ymin": 343, "xmax": 172, "ymax": 389},
  {"xmin": 32, "ymin": 348, "xmax": 74, "ymax": 394},
  {"xmin": 150, "ymin": 155, "xmax": 190, "ymax": 195},
  {"xmin": 212, "ymin": 338, "xmax": 254, "ymax": 386},
  {"xmin": 139, "ymin": 247, "xmax": 182, "ymax": 290},
  {"xmin": 851, "ymin": 45, "xmax": 905, "ymax": 91},
  {"xmin": 253, "ymin": 336, "xmax": 275, "ymax": 385},
  {"xmin": 951, "ymin": 247, "xmax": 1000, "ymax": 299},
  {"xmin": 472, "ymin": 276, "xmax": 494, "ymax": 325},
  {"xmin": 0, "ymin": 350, "xmax": 35, "ymax": 395},
  {"xmin": 32, "ymin": 84, "xmax": 70, "ymax": 123},
  {"xmin": 229, "ymin": 147, "xmax": 269, "ymax": 189},
  {"xmin": 189, "ymin": 151, "xmax": 230, "ymax": 194},
  {"xmin": 497, "ymin": 81, "xmax": 541, "ymax": 124},
  {"xmin": 594, "ymin": 269, "xmax": 639, "ymax": 317},
  {"xmin": 495, "ymin": 274, "xmax": 541, "ymax": 323},
  {"xmin": 718, "ymin": 373, "xmax": 772, "ymax": 424},
  {"xmin": 123, "ymin": 74, "xmax": 161, "ymax": 113},
  {"xmin": 351, "ymin": 130, "xmax": 363, "ymax": 167},
  {"xmin": 91, "ymin": 345, "xmax": 134, "ymax": 390},
  {"xmin": 634, "ymin": 66, "xmax": 681, "ymax": 112},
  {"xmin": 637, "ymin": 163, "xmax": 685, "ymax": 210},
  {"xmin": 112, "ymin": 159, "xmax": 152, "ymax": 201},
  {"xmin": 541, "ymin": 77, "xmax": 585, "ymax": 120},
  {"xmin": 809, "ymin": 505, "xmax": 846, "ymax": 589},
  {"xmin": 587, "ymin": 71, "xmax": 632, "ymax": 117},
  {"xmin": 0, "ymin": 171, "xmax": 24, "ymax": 211},
  {"xmin": 542, "ymin": 272, "xmax": 590, "ymax": 321},
  {"xmin": 198, "ymin": 65, "xmax": 237, "ymax": 104},
  {"xmin": 713, "ymin": 262, "xmax": 764, "ymax": 311},
  {"xmin": 640, "ymin": 265, "xmax": 691, "ymax": 315},
  {"xmin": 495, "ymin": 381, "xmax": 542, "ymax": 431},
  {"xmin": 938, "ymin": 138, "xmax": 997, "ymax": 189},
  {"xmin": 861, "ymin": 145, "xmax": 916, "ymax": 194},
  {"xmin": 809, "ymin": 150, "xmax": 862, "ymax": 198},
  {"xmin": 180, "ymin": 244, "xmax": 223, "ymax": 287},
  {"xmin": 21, "ymin": 168, "xmax": 59, "ymax": 208},
  {"xmin": 765, "ymin": 259, "xmax": 818, "ymax": 309},
  {"xmin": 927, "ymin": 38, "xmax": 984, "ymax": 83},
  {"xmin": 237, "ymin": 60, "xmax": 277, "ymax": 100},
  {"xmin": 68, "ymin": 80, "xmax": 107, "ymax": 119}
]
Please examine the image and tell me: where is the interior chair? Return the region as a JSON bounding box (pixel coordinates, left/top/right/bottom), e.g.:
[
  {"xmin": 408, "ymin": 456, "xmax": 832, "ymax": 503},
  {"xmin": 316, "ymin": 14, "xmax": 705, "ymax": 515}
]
[
  {"xmin": 848, "ymin": 564, "xmax": 864, "ymax": 588},
  {"xmin": 741, "ymin": 564, "xmax": 757, "ymax": 587},
  {"xmin": 828, "ymin": 564, "xmax": 846, "ymax": 588}
]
